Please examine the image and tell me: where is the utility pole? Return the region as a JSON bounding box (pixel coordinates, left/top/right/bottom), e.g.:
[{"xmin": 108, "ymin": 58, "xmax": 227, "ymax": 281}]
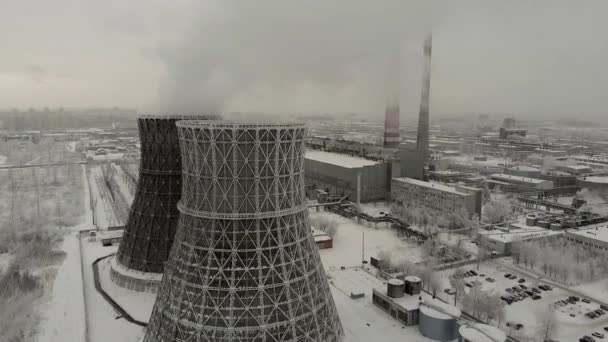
[{"xmin": 361, "ymin": 231, "xmax": 365, "ymax": 264}]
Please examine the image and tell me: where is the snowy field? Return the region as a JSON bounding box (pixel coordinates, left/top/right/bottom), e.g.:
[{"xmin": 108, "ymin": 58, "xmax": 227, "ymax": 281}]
[
  {"xmin": 80, "ymin": 236, "xmax": 145, "ymax": 342},
  {"xmin": 313, "ymin": 211, "xmax": 425, "ymax": 269},
  {"xmin": 435, "ymin": 261, "xmax": 608, "ymax": 341},
  {"xmin": 97, "ymin": 257, "xmax": 156, "ymax": 322}
]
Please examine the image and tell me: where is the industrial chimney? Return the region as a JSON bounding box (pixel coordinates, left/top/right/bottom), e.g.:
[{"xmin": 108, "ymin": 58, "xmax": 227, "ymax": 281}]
[{"xmin": 416, "ymin": 34, "xmax": 432, "ymax": 162}]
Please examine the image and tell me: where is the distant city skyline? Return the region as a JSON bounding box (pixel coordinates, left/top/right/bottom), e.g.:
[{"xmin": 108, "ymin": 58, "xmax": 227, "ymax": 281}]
[{"xmin": 1, "ymin": 1, "xmax": 608, "ymax": 123}]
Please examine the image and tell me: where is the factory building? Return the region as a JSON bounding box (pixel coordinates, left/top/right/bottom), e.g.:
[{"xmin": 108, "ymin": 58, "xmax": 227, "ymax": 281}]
[
  {"xmin": 565, "ymin": 226, "xmax": 608, "ymax": 251},
  {"xmin": 391, "ymin": 178, "xmax": 482, "ymax": 217},
  {"xmin": 499, "ymin": 128, "xmax": 527, "ymax": 140},
  {"xmin": 305, "ymin": 150, "xmax": 393, "ymax": 202},
  {"xmin": 477, "ymin": 223, "xmax": 563, "ymax": 254},
  {"xmin": 372, "ymin": 277, "xmax": 423, "ymax": 326},
  {"xmin": 538, "ymin": 171, "xmax": 577, "ymax": 187},
  {"xmin": 505, "ymin": 166, "xmax": 541, "ymax": 178},
  {"xmin": 489, "ymin": 173, "xmax": 553, "ymax": 190},
  {"xmin": 578, "ymin": 176, "xmax": 608, "ymax": 191},
  {"xmin": 558, "ymin": 164, "xmax": 593, "ymax": 175}
]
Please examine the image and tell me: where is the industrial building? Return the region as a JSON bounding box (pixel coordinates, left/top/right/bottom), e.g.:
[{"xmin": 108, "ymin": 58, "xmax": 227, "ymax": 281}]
[
  {"xmin": 477, "ymin": 223, "xmax": 563, "ymax": 254},
  {"xmin": 111, "ymin": 114, "xmax": 219, "ymax": 293},
  {"xmin": 144, "ymin": 122, "xmax": 343, "ymax": 342},
  {"xmin": 538, "ymin": 170, "xmax": 577, "ymax": 187},
  {"xmin": 304, "ymin": 150, "xmax": 393, "ymax": 202},
  {"xmin": 391, "ymin": 177, "xmax": 482, "ymax": 217},
  {"xmin": 489, "ymin": 173, "xmax": 554, "ymax": 190},
  {"xmin": 564, "ymin": 226, "xmax": 608, "ymax": 251},
  {"xmin": 558, "ymin": 164, "xmax": 593, "ymax": 175},
  {"xmin": 578, "ymin": 175, "xmax": 608, "ymax": 190},
  {"xmin": 505, "ymin": 165, "xmax": 541, "ymax": 178}
]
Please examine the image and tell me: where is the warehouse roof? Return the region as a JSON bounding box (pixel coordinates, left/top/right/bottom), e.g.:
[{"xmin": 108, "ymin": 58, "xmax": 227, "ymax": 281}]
[
  {"xmin": 392, "ymin": 177, "xmax": 471, "ymax": 196},
  {"xmin": 305, "ymin": 150, "xmax": 379, "ymax": 168},
  {"xmin": 490, "ymin": 173, "xmax": 547, "ymax": 184},
  {"xmin": 568, "ymin": 226, "xmax": 608, "ymax": 243}
]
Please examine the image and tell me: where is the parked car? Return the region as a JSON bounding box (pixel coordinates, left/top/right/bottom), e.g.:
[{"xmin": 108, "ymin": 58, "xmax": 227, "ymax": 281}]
[
  {"xmin": 486, "ymin": 277, "xmax": 495, "ymax": 282},
  {"xmin": 583, "ymin": 298, "xmax": 592, "ymax": 303},
  {"xmin": 465, "ymin": 283, "xmax": 472, "ymax": 288},
  {"xmin": 603, "ymin": 326, "xmax": 608, "ymax": 332},
  {"xmin": 601, "ymin": 305, "xmax": 608, "ymax": 311},
  {"xmin": 518, "ymin": 278, "xmax": 526, "ymax": 283},
  {"xmin": 504, "ymin": 273, "xmax": 512, "ymax": 278},
  {"xmin": 592, "ymin": 332, "xmax": 604, "ymax": 339},
  {"xmin": 515, "ymin": 323, "xmax": 524, "ymax": 330},
  {"xmin": 532, "ymin": 288, "xmax": 541, "ymax": 294},
  {"xmin": 532, "ymin": 295, "xmax": 542, "ymax": 300},
  {"xmin": 470, "ymin": 270, "xmax": 478, "ymax": 276},
  {"xmin": 519, "ymin": 284, "xmax": 527, "ymax": 289}
]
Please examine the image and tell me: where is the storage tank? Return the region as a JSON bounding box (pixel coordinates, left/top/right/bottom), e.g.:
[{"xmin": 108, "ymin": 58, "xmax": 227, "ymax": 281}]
[
  {"xmin": 537, "ymin": 220, "xmax": 550, "ymax": 229},
  {"xmin": 387, "ymin": 278, "xmax": 405, "ymax": 298},
  {"xmin": 419, "ymin": 298, "xmax": 461, "ymax": 341},
  {"xmin": 404, "ymin": 276, "xmax": 422, "ymax": 295},
  {"xmin": 525, "ymin": 216, "xmax": 537, "ymax": 227},
  {"xmin": 459, "ymin": 323, "xmax": 506, "ymax": 342}
]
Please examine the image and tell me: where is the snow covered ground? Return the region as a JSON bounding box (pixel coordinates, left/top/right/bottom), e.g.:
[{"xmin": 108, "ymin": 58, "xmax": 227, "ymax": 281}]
[
  {"xmin": 435, "ymin": 261, "xmax": 608, "ymax": 341},
  {"xmin": 36, "ymin": 233, "xmax": 87, "ymax": 342},
  {"xmin": 313, "ymin": 211, "xmax": 425, "ymax": 269},
  {"xmin": 0, "ymin": 154, "xmax": 6, "ymax": 165},
  {"xmin": 81, "ymin": 236, "xmax": 144, "ymax": 342},
  {"xmin": 97, "ymin": 257, "xmax": 156, "ymax": 322},
  {"xmin": 111, "ymin": 163, "xmax": 134, "ymax": 204}
]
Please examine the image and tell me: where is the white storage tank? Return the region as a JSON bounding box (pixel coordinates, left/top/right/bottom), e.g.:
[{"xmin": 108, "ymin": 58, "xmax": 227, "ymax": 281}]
[
  {"xmin": 459, "ymin": 323, "xmax": 507, "ymax": 342},
  {"xmin": 419, "ymin": 298, "xmax": 461, "ymax": 341}
]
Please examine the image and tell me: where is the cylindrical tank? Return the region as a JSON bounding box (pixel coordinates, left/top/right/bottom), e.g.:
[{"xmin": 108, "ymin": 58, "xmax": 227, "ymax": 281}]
[
  {"xmin": 526, "ymin": 216, "xmax": 537, "ymax": 226},
  {"xmin": 404, "ymin": 276, "xmax": 422, "ymax": 295},
  {"xmin": 537, "ymin": 220, "xmax": 550, "ymax": 229},
  {"xmin": 419, "ymin": 298, "xmax": 461, "ymax": 341},
  {"xmin": 459, "ymin": 323, "xmax": 506, "ymax": 342},
  {"xmin": 387, "ymin": 278, "xmax": 405, "ymax": 298}
]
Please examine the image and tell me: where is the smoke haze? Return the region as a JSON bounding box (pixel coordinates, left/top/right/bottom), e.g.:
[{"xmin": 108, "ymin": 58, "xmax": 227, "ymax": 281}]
[{"xmin": 1, "ymin": 0, "xmax": 608, "ymax": 121}]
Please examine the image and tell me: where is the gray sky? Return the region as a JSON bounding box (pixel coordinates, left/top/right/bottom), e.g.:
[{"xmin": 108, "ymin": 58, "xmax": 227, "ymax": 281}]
[{"xmin": 1, "ymin": 0, "xmax": 607, "ymax": 121}]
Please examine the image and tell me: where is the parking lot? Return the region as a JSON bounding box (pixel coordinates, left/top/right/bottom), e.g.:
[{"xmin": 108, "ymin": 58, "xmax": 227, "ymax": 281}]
[{"xmin": 436, "ymin": 261, "xmax": 608, "ymax": 342}]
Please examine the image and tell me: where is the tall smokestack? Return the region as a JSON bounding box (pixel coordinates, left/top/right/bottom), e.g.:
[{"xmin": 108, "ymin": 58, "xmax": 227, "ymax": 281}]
[
  {"xmin": 416, "ymin": 34, "xmax": 432, "ymax": 161},
  {"xmin": 383, "ymin": 52, "xmax": 401, "ymax": 147}
]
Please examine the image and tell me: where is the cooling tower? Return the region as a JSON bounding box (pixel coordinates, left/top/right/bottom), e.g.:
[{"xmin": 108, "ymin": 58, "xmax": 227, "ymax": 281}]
[
  {"xmin": 144, "ymin": 121, "xmax": 343, "ymax": 342},
  {"xmin": 111, "ymin": 114, "xmax": 219, "ymax": 292}
]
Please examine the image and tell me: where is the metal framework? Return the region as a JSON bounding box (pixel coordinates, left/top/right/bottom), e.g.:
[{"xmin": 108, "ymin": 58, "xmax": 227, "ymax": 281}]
[
  {"xmin": 115, "ymin": 114, "xmax": 220, "ymax": 276},
  {"xmin": 144, "ymin": 121, "xmax": 343, "ymax": 342}
]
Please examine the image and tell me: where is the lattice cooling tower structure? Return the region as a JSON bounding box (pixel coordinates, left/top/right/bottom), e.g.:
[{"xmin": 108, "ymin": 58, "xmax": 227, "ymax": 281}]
[
  {"xmin": 111, "ymin": 114, "xmax": 219, "ymax": 293},
  {"xmin": 144, "ymin": 121, "xmax": 343, "ymax": 342}
]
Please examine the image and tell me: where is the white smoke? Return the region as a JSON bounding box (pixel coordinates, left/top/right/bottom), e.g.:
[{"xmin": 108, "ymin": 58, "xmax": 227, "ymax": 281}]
[{"xmin": 154, "ymin": 0, "xmax": 436, "ymax": 115}]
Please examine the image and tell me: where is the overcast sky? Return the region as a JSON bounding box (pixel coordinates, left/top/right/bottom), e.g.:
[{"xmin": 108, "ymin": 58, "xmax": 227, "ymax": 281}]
[{"xmin": 0, "ymin": 0, "xmax": 607, "ymax": 121}]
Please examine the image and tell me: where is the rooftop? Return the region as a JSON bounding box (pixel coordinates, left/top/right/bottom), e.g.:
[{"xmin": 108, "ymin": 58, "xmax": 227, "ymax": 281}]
[
  {"xmin": 305, "ymin": 150, "xmax": 379, "ymax": 168},
  {"xmin": 568, "ymin": 226, "xmax": 608, "ymax": 243},
  {"xmin": 393, "ymin": 177, "xmax": 470, "ymax": 196},
  {"xmin": 479, "ymin": 225, "xmax": 563, "ymax": 243},
  {"xmin": 580, "ymin": 176, "xmax": 608, "ymax": 184},
  {"xmin": 490, "ymin": 173, "xmax": 548, "ymax": 184},
  {"xmin": 459, "ymin": 323, "xmax": 507, "ymax": 342}
]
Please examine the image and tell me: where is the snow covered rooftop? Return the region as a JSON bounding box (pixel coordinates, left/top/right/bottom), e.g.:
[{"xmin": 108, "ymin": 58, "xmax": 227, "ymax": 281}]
[
  {"xmin": 459, "ymin": 323, "xmax": 506, "ymax": 342},
  {"xmin": 479, "ymin": 226, "xmax": 563, "ymax": 243},
  {"xmin": 508, "ymin": 166, "xmax": 539, "ymax": 172},
  {"xmin": 581, "ymin": 176, "xmax": 608, "ymax": 184},
  {"xmin": 420, "ymin": 298, "xmax": 461, "ymax": 320},
  {"xmin": 568, "ymin": 226, "xmax": 608, "ymax": 243},
  {"xmin": 490, "ymin": 173, "xmax": 547, "ymax": 184},
  {"xmin": 393, "ymin": 177, "xmax": 471, "ymax": 196},
  {"xmin": 305, "ymin": 150, "xmax": 379, "ymax": 168}
]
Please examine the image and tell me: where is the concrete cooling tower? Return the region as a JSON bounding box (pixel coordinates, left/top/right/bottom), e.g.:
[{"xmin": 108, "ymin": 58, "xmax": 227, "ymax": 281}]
[
  {"xmin": 110, "ymin": 114, "xmax": 219, "ymax": 293},
  {"xmin": 144, "ymin": 121, "xmax": 344, "ymax": 342}
]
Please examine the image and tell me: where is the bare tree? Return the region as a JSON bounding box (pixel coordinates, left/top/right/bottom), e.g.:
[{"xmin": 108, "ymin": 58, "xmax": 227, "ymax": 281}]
[
  {"xmin": 482, "ymin": 199, "xmax": 512, "ymax": 224},
  {"xmin": 429, "ymin": 273, "xmax": 442, "ymax": 298}
]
